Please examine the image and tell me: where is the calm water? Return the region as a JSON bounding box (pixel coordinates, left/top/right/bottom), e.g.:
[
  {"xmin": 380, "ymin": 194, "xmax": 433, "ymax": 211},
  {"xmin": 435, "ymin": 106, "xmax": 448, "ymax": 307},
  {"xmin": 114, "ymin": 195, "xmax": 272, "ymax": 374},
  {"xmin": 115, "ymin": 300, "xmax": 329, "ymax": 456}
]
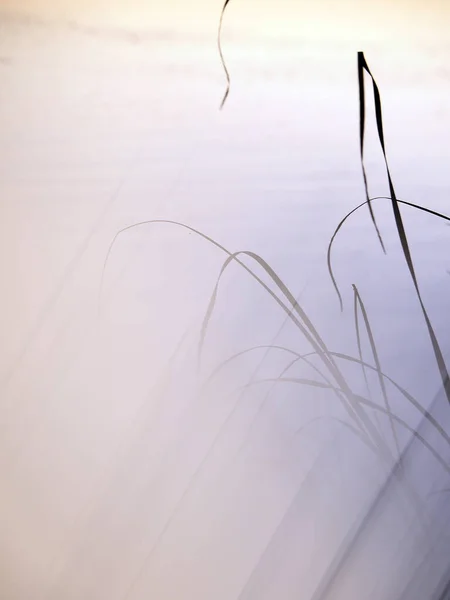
[{"xmin": 1, "ymin": 3, "xmax": 450, "ymax": 599}]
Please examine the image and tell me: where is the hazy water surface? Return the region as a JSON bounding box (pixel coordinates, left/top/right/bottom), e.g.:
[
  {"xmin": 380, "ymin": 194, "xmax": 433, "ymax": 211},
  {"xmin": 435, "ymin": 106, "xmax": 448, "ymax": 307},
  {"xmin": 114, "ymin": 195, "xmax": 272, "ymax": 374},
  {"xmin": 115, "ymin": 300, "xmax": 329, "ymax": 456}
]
[{"xmin": 1, "ymin": 3, "xmax": 450, "ymax": 599}]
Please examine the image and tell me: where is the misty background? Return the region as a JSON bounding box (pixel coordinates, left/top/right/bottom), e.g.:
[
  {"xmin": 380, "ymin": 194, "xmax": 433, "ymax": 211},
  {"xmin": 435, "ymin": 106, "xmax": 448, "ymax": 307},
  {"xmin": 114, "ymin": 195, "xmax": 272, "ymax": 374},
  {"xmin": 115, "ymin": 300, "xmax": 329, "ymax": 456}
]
[{"xmin": 1, "ymin": 1, "xmax": 450, "ymax": 598}]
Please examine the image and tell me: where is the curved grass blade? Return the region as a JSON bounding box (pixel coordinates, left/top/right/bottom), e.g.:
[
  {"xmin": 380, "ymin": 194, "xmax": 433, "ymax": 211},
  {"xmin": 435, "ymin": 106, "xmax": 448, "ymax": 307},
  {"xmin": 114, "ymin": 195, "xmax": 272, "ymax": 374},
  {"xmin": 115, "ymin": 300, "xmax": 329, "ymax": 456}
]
[
  {"xmin": 198, "ymin": 249, "xmax": 393, "ymax": 452},
  {"xmin": 221, "ymin": 355, "xmax": 376, "ymax": 486},
  {"xmin": 353, "ymin": 284, "xmax": 401, "ymax": 460},
  {"xmin": 212, "ymin": 281, "xmax": 316, "ymax": 461},
  {"xmin": 99, "ymin": 219, "xmax": 235, "ymax": 317},
  {"xmin": 205, "ymin": 343, "xmax": 450, "ymax": 449},
  {"xmin": 204, "ymin": 344, "xmax": 296, "ymax": 385},
  {"xmin": 243, "ymin": 377, "xmax": 450, "ymax": 473},
  {"xmin": 352, "ymin": 282, "xmax": 383, "ymax": 437},
  {"xmin": 278, "ymin": 354, "xmax": 369, "ymax": 432},
  {"xmin": 198, "ymin": 250, "xmax": 338, "ymax": 375},
  {"xmin": 100, "ymin": 222, "xmax": 341, "ymax": 390},
  {"xmin": 357, "ymin": 392, "xmax": 450, "ymax": 475},
  {"xmin": 358, "ymin": 52, "xmax": 450, "ymax": 405},
  {"xmin": 210, "ymin": 346, "xmax": 378, "ymax": 449},
  {"xmin": 218, "ymin": 0, "xmax": 232, "ymax": 109},
  {"xmin": 199, "ymin": 247, "xmax": 387, "ymax": 448},
  {"xmin": 358, "ymin": 53, "xmax": 401, "ymax": 257},
  {"xmin": 100, "ymin": 222, "xmax": 341, "ymax": 396},
  {"xmin": 358, "ymin": 52, "xmax": 386, "ymax": 253},
  {"xmin": 101, "ymin": 220, "xmax": 392, "ymax": 459},
  {"xmin": 329, "ymin": 351, "xmax": 450, "ymax": 447},
  {"xmin": 328, "ymin": 195, "xmax": 450, "ymax": 311}
]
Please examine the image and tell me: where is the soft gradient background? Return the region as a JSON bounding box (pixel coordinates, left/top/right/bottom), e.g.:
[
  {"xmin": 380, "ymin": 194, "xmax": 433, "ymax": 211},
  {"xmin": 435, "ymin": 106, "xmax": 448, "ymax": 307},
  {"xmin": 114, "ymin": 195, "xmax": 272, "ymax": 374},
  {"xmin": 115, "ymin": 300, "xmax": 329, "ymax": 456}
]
[{"xmin": 1, "ymin": 1, "xmax": 450, "ymax": 599}]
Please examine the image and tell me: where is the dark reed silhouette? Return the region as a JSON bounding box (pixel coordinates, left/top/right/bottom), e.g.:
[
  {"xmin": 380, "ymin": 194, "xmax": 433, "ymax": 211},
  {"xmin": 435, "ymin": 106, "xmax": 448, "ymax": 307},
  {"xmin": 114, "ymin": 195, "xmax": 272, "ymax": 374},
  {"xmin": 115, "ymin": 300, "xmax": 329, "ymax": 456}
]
[
  {"xmin": 100, "ymin": 9, "xmax": 450, "ymax": 598},
  {"xmin": 101, "ymin": 39, "xmax": 450, "ymax": 487}
]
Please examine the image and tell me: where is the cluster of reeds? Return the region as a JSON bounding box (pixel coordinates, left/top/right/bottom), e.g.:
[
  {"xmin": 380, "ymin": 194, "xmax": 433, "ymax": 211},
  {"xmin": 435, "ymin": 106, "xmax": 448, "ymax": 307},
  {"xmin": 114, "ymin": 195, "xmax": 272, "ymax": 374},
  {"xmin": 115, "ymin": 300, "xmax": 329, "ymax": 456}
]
[{"xmin": 101, "ymin": 3, "xmax": 450, "ymax": 505}]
